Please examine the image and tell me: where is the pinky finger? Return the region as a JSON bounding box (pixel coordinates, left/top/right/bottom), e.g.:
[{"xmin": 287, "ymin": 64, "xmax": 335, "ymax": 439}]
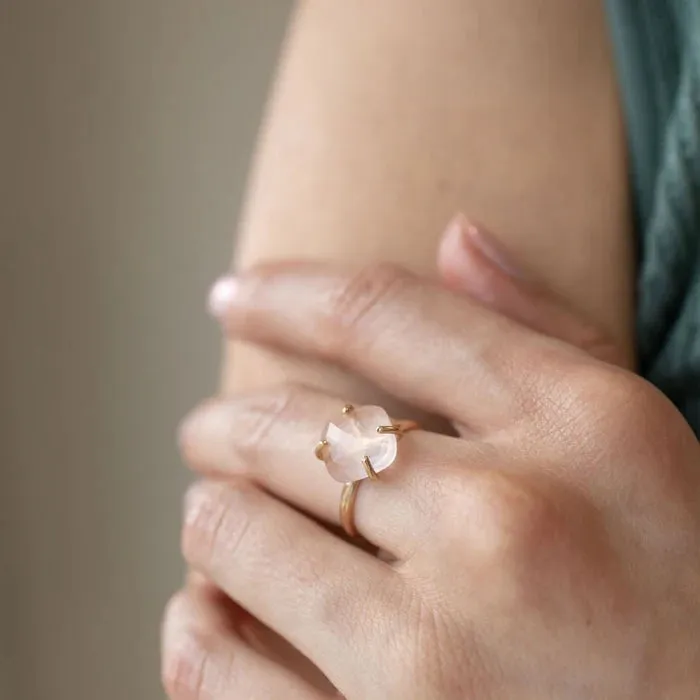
[{"xmin": 162, "ymin": 591, "xmax": 332, "ymax": 700}]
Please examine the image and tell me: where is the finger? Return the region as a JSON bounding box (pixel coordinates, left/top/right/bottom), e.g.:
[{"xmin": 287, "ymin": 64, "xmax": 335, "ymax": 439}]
[
  {"xmin": 181, "ymin": 479, "xmax": 397, "ymax": 690},
  {"xmin": 185, "ymin": 570, "xmax": 253, "ymax": 633},
  {"xmin": 207, "ymin": 260, "xmax": 543, "ymax": 431},
  {"xmin": 162, "ymin": 590, "xmax": 329, "ymax": 700},
  {"xmin": 185, "ymin": 572, "xmax": 336, "ymax": 695},
  {"xmin": 179, "ymin": 385, "xmax": 467, "ymax": 559},
  {"xmin": 437, "ymin": 214, "xmax": 632, "ymax": 368}
]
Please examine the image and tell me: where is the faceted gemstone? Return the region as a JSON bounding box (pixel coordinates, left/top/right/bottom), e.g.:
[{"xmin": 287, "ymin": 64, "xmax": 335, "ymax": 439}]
[{"xmin": 321, "ymin": 405, "xmax": 398, "ymax": 482}]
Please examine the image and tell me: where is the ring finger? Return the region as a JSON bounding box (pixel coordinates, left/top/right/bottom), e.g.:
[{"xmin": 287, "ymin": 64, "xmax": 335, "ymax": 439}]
[{"xmin": 179, "ymin": 384, "xmax": 475, "ymax": 559}]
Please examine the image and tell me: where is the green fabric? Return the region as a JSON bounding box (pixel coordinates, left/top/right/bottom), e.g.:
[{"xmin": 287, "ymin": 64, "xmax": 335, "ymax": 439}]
[{"xmin": 605, "ymin": 0, "xmax": 700, "ymax": 434}]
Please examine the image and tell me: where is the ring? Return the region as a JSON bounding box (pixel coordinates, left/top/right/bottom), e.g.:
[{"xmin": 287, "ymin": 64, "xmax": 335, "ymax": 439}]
[
  {"xmin": 315, "ymin": 404, "xmax": 419, "ymax": 482},
  {"xmin": 315, "ymin": 404, "xmax": 419, "ymax": 537},
  {"xmin": 339, "ymin": 481, "xmax": 362, "ymax": 538}
]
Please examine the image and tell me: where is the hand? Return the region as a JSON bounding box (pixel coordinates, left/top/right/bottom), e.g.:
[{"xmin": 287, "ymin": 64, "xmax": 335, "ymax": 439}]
[
  {"xmin": 166, "ymin": 217, "xmax": 634, "ymax": 699},
  {"xmin": 171, "ymin": 216, "xmax": 627, "ymax": 699},
  {"xmin": 166, "ymin": 223, "xmax": 700, "ymax": 699}
]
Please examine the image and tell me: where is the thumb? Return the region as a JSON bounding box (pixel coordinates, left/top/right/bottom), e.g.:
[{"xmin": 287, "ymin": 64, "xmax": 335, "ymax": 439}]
[{"xmin": 437, "ymin": 214, "xmax": 632, "ymax": 368}]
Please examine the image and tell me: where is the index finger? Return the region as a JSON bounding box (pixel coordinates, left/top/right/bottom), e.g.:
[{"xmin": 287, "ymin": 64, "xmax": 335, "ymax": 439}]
[{"xmin": 213, "ymin": 261, "xmax": 550, "ymax": 430}]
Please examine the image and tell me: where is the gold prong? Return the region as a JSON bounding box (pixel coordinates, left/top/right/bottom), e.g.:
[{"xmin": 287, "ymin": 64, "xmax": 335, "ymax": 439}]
[
  {"xmin": 362, "ymin": 455, "xmax": 378, "ymax": 480},
  {"xmin": 342, "ymin": 404, "xmax": 355, "ymax": 415},
  {"xmin": 315, "ymin": 440, "xmax": 330, "ymax": 461},
  {"xmin": 377, "ymin": 425, "xmax": 400, "ymax": 435}
]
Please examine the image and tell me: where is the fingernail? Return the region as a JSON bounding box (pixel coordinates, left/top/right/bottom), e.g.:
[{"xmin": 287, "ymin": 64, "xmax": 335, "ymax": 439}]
[
  {"xmin": 460, "ymin": 217, "xmax": 523, "ymax": 279},
  {"xmin": 184, "ymin": 482, "xmax": 213, "ymax": 528},
  {"xmin": 206, "ymin": 275, "xmax": 238, "ymax": 319},
  {"xmin": 439, "ymin": 215, "xmax": 468, "ymax": 259}
]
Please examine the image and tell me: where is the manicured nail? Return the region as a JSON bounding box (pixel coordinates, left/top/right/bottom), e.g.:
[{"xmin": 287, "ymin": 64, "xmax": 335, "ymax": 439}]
[
  {"xmin": 460, "ymin": 217, "xmax": 523, "ymax": 279},
  {"xmin": 439, "ymin": 215, "xmax": 470, "ymax": 264},
  {"xmin": 206, "ymin": 275, "xmax": 238, "ymax": 319}
]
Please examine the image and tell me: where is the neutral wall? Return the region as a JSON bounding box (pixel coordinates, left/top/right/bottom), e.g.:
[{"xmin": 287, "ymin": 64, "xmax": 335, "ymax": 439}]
[{"xmin": 1, "ymin": 3, "xmax": 291, "ymax": 698}]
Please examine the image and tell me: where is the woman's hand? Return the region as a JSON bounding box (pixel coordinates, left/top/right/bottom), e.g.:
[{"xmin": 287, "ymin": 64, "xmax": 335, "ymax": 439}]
[{"xmin": 166, "ymin": 224, "xmax": 700, "ymax": 698}]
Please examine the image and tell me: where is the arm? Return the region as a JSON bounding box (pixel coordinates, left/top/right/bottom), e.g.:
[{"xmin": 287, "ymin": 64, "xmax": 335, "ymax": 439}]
[{"xmin": 224, "ymin": 0, "xmax": 634, "ymax": 401}]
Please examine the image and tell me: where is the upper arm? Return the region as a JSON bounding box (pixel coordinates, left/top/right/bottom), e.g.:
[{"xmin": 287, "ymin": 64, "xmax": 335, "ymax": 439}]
[{"xmin": 226, "ymin": 0, "xmax": 633, "ymax": 395}]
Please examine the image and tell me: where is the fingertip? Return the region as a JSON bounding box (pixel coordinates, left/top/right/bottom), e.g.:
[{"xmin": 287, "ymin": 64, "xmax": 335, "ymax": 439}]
[
  {"xmin": 177, "ymin": 398, "xmax": 219, "ymax": 466},
  {"xmin": 207, "ymin": 275, "xmax": 239, "ymax": 320}
]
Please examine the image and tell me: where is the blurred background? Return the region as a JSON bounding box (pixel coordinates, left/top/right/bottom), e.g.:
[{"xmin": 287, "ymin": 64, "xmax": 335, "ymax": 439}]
[{"xmin": 1, "ymin": 2, "xmax": 291, "ymax": 697}]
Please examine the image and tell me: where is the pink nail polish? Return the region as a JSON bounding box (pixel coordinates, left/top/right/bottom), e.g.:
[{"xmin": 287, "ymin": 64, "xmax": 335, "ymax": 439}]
[{"xmin": 206, "ymin": 275, "xmax": 238, "ymax": 319}]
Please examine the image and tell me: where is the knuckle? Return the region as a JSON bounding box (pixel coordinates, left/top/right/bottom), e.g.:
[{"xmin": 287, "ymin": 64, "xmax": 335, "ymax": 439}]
[
  {"xmin": 322, "ymin": 262, "xmax": 410, "ymax": 357},
  {"xmin": 585, "ymin": 366, "xmax": 644, "ymax": 412},
  {"xmin": 605, "ymin": 371, "xmax": 673, "ymax": 425},
  {"xmin": 179, "ymin": 385, "xmax": 309, "ymax": 477},
  {"xmin": 572, "ymin": 368, "xmax": 694, "ymax": 482},
  {"xmin": 181, "ymin": 482, "xmax": 253, "ymax": 570},
  {"xmin": 499, "ymin": 488, "xmax": 559, "ymax": 558},
  {"xmin": 568, "ymin": 365, "xmax": 661, "ymax": 437},
  {"xmin": 592, "ymin": 372, "xmax": 695, "ymax": 469},
  {"xmin": 533, "ymin": 360, "xmax": 655, "ymax": 442},
  {"xmin": 465, "ymin": 473, "xmax": 559, "ymax": 562},
  {"xmin": 234, "ymin": 384, "xmax": 305, "ymax": 463}
]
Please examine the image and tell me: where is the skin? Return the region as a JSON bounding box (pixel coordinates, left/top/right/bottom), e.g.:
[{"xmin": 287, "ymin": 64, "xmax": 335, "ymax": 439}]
[
  {"xmin": 167, "ymin": 1, "xmax": 643, "ymax": 694},
  {"xmin": 227, "ymin": 0, "xmax": 635, "ymax": 410},
  {"xmin": 168, "ymin": 219, "xmax": 630, "ymax": 698},
  {"xmin": 167, "ymin": 240, "xmax": 700, "ymax": 698}
]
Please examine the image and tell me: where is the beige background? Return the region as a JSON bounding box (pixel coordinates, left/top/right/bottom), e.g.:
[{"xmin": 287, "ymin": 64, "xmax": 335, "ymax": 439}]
[{"xmin": 1, "ymin": 2, "xmax": 291, "ymax": 697}]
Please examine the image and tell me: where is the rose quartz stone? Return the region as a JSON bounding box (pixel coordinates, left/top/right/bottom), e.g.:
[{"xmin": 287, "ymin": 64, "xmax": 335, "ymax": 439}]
[{"xmin": 321, "ymin": 405, "xmax": 398, "ymax": 482}]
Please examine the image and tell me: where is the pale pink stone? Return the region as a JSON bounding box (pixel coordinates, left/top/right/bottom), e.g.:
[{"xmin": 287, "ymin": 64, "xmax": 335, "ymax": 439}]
[{"xmin": 321, "ymin": 405, "xmax": 398, "ymax": 482}]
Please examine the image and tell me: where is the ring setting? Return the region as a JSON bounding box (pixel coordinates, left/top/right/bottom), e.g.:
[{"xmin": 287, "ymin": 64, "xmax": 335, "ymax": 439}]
[
  {"xmin": 316, "ymin": 404, "xmax": 419, "ymax": 538},
  {"xmin": 315, "ymin": 404, "xmax": 417, "ymax": 482}
]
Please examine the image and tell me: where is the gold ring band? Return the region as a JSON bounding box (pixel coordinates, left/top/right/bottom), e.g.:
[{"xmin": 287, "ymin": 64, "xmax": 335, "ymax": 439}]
[{"xmin": 339, "ymin": 480, "xmax": 362, "ymax": 538}]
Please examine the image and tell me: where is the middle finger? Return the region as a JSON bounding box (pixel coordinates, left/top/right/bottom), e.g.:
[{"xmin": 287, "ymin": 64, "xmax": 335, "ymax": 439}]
[{"xmin": 215, "ymin": 260, "xmax": 550, "ymax": 432}]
